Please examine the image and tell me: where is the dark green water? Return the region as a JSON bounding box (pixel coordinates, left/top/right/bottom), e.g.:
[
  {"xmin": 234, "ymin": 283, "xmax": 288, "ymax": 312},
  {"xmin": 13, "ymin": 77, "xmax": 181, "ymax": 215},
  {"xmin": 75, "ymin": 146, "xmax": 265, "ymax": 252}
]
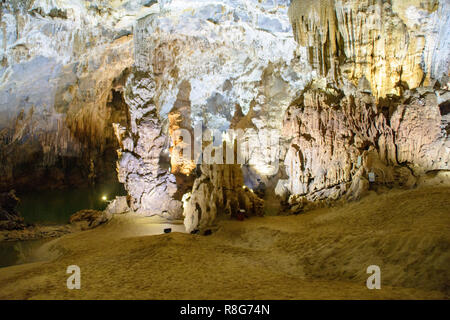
[
  {"xmin": 17, "ymin": 180, "xmax": 126, "ymax": 225},
  {"xmin": 0, "ymin": 239, "xmax": 50, "ymax": 268},
  {"xmin": 0, "ymin": 180, "xmax": 126, "ymax": 268}
]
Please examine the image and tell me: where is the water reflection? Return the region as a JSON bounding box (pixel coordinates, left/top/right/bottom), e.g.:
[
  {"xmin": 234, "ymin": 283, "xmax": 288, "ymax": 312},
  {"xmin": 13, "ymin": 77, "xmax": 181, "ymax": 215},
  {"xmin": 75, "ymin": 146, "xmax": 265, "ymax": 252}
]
[
  {"xmin": 0, "ymin": 239, "xmax": 50, "ymax": 268},
  {"xmin": 17, "ymin": 180, "xmax": 126, "ymax": 225}
]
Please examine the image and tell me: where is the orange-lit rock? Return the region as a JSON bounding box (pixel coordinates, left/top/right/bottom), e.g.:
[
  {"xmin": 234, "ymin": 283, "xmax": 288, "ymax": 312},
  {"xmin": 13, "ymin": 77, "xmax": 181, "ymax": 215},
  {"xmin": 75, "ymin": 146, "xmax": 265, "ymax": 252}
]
[
  {"xmin": 168, "ymin": 81, "xmax": 196, "ymax": 176},
  {"xmin": 288, "ymin": 0, "xmax": 449, "ymax": 98},
  {"xmin": 183, "ymin": 163, "xmax": 264, "ymax": 233}
]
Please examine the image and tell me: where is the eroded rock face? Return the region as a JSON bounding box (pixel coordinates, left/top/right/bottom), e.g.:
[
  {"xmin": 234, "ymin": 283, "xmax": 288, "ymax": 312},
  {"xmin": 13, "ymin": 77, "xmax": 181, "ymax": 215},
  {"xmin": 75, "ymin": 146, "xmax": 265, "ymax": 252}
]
[
  {"xmin": 0, "ymin": 0, "xmax": 157, "ymax": 191},
  {"xmin": 282, "ymin": 85, "xmax": 450, "ymax": 202},
  {"xmin": 183, "ymin": 163, "xmax": 264, "ymax": 233},
  {"xmin": 282, "ymin": 0, "xmax": 450, "ymax": 204},
  {"xmin": 288, "ymin": 0, "xmax": 450, "ymax": 98},
  {"xmin": 0, "ymin": 190, "xmax": 25, "ymax": 230},
  {"xmin": 115, "ymin": 0, "xmax": 308, "ymax": 222}
]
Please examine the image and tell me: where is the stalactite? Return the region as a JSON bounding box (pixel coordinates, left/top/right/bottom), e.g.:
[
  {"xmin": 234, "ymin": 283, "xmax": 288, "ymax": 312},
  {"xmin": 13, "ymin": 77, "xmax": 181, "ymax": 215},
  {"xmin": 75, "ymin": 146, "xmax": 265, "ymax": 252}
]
[
  {"xmin": 288, "ymin": 0, "xmax": 341, "ymax": 80},
  {"xmin": 288, "ymin": 0, "xmax": 445, "ymax": 98}
]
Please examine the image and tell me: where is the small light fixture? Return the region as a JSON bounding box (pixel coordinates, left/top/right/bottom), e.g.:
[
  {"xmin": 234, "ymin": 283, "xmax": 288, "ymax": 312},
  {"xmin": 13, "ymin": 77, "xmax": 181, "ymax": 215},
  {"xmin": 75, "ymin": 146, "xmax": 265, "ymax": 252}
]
[{"xmin": 102, "ymin": 195, "xmax": 108, "ymax": 201}]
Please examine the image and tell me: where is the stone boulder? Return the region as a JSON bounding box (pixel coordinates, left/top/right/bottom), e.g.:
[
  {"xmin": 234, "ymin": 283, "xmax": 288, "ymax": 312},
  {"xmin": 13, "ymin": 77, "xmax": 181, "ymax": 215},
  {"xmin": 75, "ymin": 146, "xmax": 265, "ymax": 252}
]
[{"xmin": 69, "ymin": 210, "xmax": 112, "ymax": 231}]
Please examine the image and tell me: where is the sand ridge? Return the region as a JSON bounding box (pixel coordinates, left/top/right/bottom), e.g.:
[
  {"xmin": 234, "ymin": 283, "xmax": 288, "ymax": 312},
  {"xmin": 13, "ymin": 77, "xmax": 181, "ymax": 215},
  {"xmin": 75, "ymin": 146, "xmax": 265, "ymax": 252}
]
[{"xmin": 0, "ymin": 186, "xmax": 448, "ymax": 299}]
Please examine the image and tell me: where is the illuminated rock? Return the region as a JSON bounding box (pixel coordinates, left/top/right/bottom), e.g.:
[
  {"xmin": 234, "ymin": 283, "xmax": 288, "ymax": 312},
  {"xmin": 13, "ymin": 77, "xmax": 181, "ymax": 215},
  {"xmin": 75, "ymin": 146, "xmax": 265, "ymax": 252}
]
[
  {"xmin": 105, "ymin": 196, "xmax": 130, "ymax": 214},
  {"xmin": 282, "ymin": 85, "xmax": 449, "ymax": 201},
  {"xmin": 69, "ymin": 209, "xmax": 112, "ymax": 230},
  {"xmin": 1, "ymin": 0, "xmax": 448, "ymax": 229},
  {"xmin": 116, "ymin": 0, "xmax": 306, "ymax": 220},
  {"xmin": 288, "ymin": 0, "xmax": 450, "ymax": 98},
  {"xmin": 0, "ymin": 0, "xmax": 152, "ymax": 190},
  {"xmin": 114, "ymin": 71, "xmax": 183, "ymax": 218},
  {"xmin": 281, "ymin": 0, "xmax": 449, "ymax": 203},
  {"xmin": 168, "ymin": 80, "xmax": 196, "ymax": 176},
  {"xmin": 183, "ymin": 163, "xmax": 264, "ymax": 233}
]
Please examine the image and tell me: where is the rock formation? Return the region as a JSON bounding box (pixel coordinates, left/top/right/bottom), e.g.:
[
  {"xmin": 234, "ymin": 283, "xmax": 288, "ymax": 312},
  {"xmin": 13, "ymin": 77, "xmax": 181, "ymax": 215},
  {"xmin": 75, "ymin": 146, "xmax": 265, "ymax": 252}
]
[
  {"xmin": 288, "ymin": 0, "xmax": 450, "ymax": 97},
  {"xmin": 105, "ymin": 196, "xmax": 130, "ymax": 215},
  {"xmin": 0, "ymin": 206, "xmax": 113, "ymax": 241},
  {"xmin": 0, "ymin": 0, "xmax": 449, "ymax": 232},
  {"xmin": 281, "ymin": 84, "xmax": 450, "ymax": 202},
  {"xmin": 281, "ymin": 0, "xmax": 449, "ymax": 205},
  {"xmin": 69, "ymin": 209, "xmax": 111, "ymax": 230},
  {"xmin": 114, "ymin": 71, "xmax": 183, "ymax": 218},
  {"xmin": 0, "ymin": 0, "xmax": 151, "ymax": 191},
  {"xmin": 114, "ymin": 0, "xmax": 306, "ymax": 226},
  {"xmin": 0, "ymin": 190, "xmax": 25, "ymax": 230},
  {"xmin": 183, "ymin": 163, "xmax": 264, "ymax": 233}
]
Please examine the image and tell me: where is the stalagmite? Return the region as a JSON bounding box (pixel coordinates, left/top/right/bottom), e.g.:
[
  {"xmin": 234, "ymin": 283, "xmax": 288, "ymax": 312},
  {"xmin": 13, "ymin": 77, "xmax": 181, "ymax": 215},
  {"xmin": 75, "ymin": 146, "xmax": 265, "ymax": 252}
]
[
  {"xmin": 282, "ymin": 86, "xmax": 449, "ymax": 202},
  {"xmin": 0, "ymin": 0, "xmax": 448, "ymax": 233},
  {"xmin": 183, "ymin": 163, "xmax": 264, "ymax": 233}
]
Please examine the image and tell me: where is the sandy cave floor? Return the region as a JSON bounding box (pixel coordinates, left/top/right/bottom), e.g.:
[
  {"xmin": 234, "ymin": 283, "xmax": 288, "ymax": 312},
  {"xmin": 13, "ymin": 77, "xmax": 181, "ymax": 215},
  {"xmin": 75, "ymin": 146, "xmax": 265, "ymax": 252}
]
[{"xmin": 0, "ymin": 186, "xmax": 449, "ymax": 299}]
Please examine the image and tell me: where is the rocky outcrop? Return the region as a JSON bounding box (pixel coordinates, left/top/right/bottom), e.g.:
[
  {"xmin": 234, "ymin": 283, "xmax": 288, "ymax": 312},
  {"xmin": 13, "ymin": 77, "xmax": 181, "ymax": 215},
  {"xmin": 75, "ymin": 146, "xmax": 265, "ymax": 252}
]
[
  {"xmin": 288, "ymin": 0, "xmax": 450, "ymax": 98},
  {"xmin": 281, "ymin": 0, "xmax": 450, "ymax": 204},
  {"xmin": 0, "ymin": 190, "xmax": 25, "ymax": 230},
  {"xmin": 105, "ymin": 196, "xmax": 131, "ymax": 215},
  {"xmin": 281, "ymin": 84, "xmax": 450, "ymax": 202},
  {"xmin": 114, "ymin": 71, "xmax": 183, "ymax": 218},
  {"xmin": 69, "ymin": 209, "xmax": 112, "ymax": 230},
  {"xmin": 0, "ymin": 0, "xmax": 157, "ymax": 191},
  {"xmin": 1, "ymin": 206, "xmax": 113, "ymax": 241},
  {"xmin": 183, "ymin": 163, "xmax": 264, "ymax": 233},
  {"xmin": 115, "ymin": 0, "xmax": 307, "ymax": 223}
]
